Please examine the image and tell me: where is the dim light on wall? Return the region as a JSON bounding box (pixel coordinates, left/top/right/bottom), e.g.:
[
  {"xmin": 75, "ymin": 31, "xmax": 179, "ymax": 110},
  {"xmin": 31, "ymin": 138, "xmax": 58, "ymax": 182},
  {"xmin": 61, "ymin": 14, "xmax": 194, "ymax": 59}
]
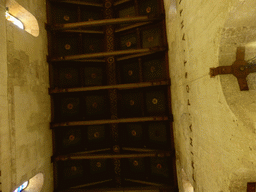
[{"xmin": 5, "ymin": 11, "xmax": 24, "ymax": 30}]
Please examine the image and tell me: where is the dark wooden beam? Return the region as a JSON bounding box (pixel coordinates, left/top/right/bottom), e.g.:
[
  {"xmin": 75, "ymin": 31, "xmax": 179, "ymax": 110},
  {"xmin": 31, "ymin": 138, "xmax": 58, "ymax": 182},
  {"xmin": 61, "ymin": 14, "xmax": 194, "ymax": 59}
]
[
  {"xmin": 113, "ymin": 0, "xmax": 132, "ymax": 6},
  {"xmin": 54, "ymin": 151, "xmax": 171, "ymax": 161},
  {"xmin": 49, "ymin": 80, "xmax": 169, "ymax": 94},
  {"xmin": 62, "ymin": 29, "xmax": 104, "ymax": 34},
  {"xmin": 115, "ymin": 22, "xmax": 150, "ymax": 33},
  {"xmin": 51, "ymin": 116, "xmax": 169, "ymax": 128},
  {"xmin": 70, "ymin": 148, "xmax": 111, "ymax": 155},
  {"xmin": 124, "ymin": 179, "xmax": 169, "ymax": 187},
  {"xmin": 50, "ymin": 0, "xmax": 103, "ymax": 7},
  {"xmin": 50, "ymin": 48, "xmax": 151, "ymax": 62},
  {"xmin": 70, "ymin": 179, "xmax": 113, "ymax": 189},
  {"xmin": 52, "ymin": 16, "xmax": 151, "ymax": 30},
  {"xmin": 58, "ymin": 186, "xmax": 170, "ymax": 192},
  {"xmin": 122, "ymin": 147, "xmax": 161, "ymax": 152},
  {"xmin": 116, "ymin": 46, "xmax": 167, "ymax": 61}
]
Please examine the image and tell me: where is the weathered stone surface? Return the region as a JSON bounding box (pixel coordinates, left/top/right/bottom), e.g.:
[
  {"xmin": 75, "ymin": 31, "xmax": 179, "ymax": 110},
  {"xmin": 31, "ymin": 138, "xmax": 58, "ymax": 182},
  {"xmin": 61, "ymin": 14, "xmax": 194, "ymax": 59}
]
[
  {"xmin": 164, "ymin": 0, "xmax": 256, "ymax": 191},
  {"xmin": 1, "ymin": 0, "xmax": 53, "ymax": 191}
]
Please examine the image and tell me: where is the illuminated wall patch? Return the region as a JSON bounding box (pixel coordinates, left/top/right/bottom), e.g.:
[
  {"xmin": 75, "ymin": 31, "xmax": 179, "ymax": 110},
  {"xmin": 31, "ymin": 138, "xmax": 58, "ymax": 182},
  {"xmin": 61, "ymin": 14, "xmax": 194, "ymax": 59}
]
[
  {"xmin": 5, "ymin": 11, "xmax": 24, "ymax": 29},
  {"xmin": 13, "ymin": 181, "xmax": 28, "ymax": 192}
]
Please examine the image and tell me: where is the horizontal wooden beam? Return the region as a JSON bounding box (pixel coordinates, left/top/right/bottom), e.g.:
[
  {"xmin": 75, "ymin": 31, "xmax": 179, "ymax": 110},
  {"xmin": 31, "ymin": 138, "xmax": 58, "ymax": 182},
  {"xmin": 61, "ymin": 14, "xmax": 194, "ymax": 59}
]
[
  {"xmin": 51, "ymin": 116, "xmax": 169, "ymax": 128},
  {"xmin": 125, "ymin": 179, "xmax": 168, "ymax": 187},
  {"xmin": 49, "ymin": 80, "xmax": 169, "ymax": 94},
  {"xmin": 71, "ymin": 179, "xmax": 112, "ymax": 189},
  {"xmin": 50, "ymin": 49, "xmax": 149, "ymax": 62},
  {"xmin": 54, "ymin": 151, "xmax": 171, "ymax": 161},
  {"xmin": 62, "ymin": 29, "xmax": 104, "ymax": 34},
  {"xmin": 70, "ymin": 148, "xmax": 111, "ymax": 155},
  {"xmin": 115, "ymin": 22, "xmax": 151, "ymax": 33},
  {"xmin": 52, "ymin": 16, "xmax": 151, "ymax": 30},
  {"xmin": 50, "ymin": 48, "xmax": 151, "ymax": 62},
  {"xmin": 71, "ymin": 59, "xmax": 105, "ymax": 63},
  {"xmin": 59, "ymin": 186, "xmax": 170, "ymax": 192},
  {"xmin": 122, "ymin": 147, "xmax": 159, "ymax": 152},
  {"xmin": 113, "ymin": 0, "xmax": 132, "ymax": 6},
  {"xmin": 50, "ymin": 0, "xmax": 103, "ymax": 7},
  {"xmin": 116, "ymin": 46, "xmax": 167, "ymax": 61},
  {"xmin": 50, "ymin": 46, "xmax": 166, "ymax": 62}
]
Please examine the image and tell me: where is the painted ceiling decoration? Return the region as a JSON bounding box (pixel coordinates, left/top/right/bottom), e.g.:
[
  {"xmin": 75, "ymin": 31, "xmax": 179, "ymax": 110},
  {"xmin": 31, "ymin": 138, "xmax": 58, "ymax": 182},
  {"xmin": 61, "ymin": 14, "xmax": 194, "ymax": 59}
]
[{"xmin": 46, "ymin": 0, "xmax": 177, "ymax": 191}]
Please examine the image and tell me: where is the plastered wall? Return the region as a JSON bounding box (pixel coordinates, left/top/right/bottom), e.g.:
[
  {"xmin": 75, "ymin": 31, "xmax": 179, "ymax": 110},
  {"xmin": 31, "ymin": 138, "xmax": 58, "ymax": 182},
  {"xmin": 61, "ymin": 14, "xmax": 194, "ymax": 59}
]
[
  {"xmin": 0, "ymin": 0, "xmax": 9, "ymax": 191},
  {"xmin": 164, "ymin": 0, "xmax": 256, "ymax": 191},
  {"xmin": 1, "ymin": 0, "xmax": 53, "ymax": 191}
]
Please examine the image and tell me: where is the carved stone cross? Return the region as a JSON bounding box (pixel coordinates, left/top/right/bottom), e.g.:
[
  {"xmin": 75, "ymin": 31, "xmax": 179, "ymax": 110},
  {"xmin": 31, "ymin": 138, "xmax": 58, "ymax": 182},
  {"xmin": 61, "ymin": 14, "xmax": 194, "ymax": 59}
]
[{"xmin": 210, "ymin": 47, "xmax": 256, "ymax": 91}]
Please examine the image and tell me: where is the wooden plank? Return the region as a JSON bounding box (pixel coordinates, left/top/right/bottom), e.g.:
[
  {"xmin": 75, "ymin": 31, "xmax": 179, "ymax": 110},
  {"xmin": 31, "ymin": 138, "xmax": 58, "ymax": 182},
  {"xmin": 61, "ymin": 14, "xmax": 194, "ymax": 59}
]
[
  {"xmin": 116, "ymin": 47, "xmax": 167, "ymax": 61},
  {"xmin": 70, "ymin": 59, "xmax": 105, "ymax": 63},
  {"xmin": 53, "ymin": 16, "xmax": 150, "ymax": 30},
  {"xmin": 54, "ymin": 151, "xmax": 171, "ymax": 161},
  {"xmin": 113, "ymin": 0, "xmax": 132, "ymax": 6},
  {"xmin": 115, "ymin": 22, "xmax": 150, "ymax": 33},
  {"xmin": 58, "ymin": 186, "xmax": 170, "ymax": 192},
  {"xmin": 50, "ymin": 0, "xmax": 103, "ymax": 7},
  {"xmin": 125, "ymin": 179, "xmax": 167, "ymax": 187},
  {"xmin": 50, "ymin": 48, "xmax": 151, "ymax": 62},
  {"xmin": 71, "ymin": 179, "xmax": 113, "ymax": 189},
  {"xmin": 62, "ymin": 29, "xmax": 104, "ymax": 34},
  {"xmin": 51, "ymin": 116, "xmax": 169, "ymax": 128},
  {"xmin": 70, "ymin": 148, "xmax": 111, "ymax": 155},
  {"xmin": 49, "ymin": 80, "xmax": 169, "ymax": 94},
  {"xmin": 122, "ymin": 147, "xmax": 158, "ymax": 152}
]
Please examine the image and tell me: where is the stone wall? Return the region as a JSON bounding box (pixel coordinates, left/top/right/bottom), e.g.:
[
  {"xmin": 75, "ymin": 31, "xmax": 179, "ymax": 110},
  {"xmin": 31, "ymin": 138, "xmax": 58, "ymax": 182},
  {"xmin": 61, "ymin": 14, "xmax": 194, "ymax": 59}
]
[
  {"xmin": 164, "ymin": 0, "xmax": 256, "ymax": 191},
  {"xmin": 0, "ymin": 0, "xmax": 9, "ymax": 191},
  {"xmin": 1, "ymin": 0, "xmax": 53, "ymax": 191}
]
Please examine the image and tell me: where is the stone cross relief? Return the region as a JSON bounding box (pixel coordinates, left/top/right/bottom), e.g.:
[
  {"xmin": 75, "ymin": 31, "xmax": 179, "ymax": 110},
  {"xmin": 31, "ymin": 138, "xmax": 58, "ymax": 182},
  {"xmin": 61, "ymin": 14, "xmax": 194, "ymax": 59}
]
[{"xmin": 210, "ymin": 47, "xmax": 256, "ymax": 91}]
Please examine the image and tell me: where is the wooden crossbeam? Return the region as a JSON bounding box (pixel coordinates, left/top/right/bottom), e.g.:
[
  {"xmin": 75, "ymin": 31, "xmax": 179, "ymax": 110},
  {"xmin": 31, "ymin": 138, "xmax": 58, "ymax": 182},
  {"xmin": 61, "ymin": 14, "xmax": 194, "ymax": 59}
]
[
  {"xmin": 54, "ymin": 151, "xmax": 171, "ymax": 161},
  {"xmin": 51, "ymin": 116, "xmax": 170, "ymax": 128},
  {"xmin": 70, "ymin": 180, "xmax": 113, "ymax": 189},
  {"xmin": 49, "ymin": 80, "xmax": 170, "ymax": 94},
  {"xmin": 50, "ymin": 48, "xmax": 152, "ymax": 62},
  {"xmin": 124, "ymin": 179, "xmax": 167, "ymax": 187},
  {"xmin": 115, "ymin": 22, "xmax": 151, "ymax": 33},
  {"xmin": 50, "ymin": 0, "xmax": 103, "ymax": 7},
  {"xmin": 58, "ymin": 186, "xmax": 170, "ymax": 192},
  {"xmin": 49, "ymin": 46, "xmax": 165, "ymax": 62},
  {"xmin": 61, "ymin": 29, "xmax": 104, "ymax": 34},
  {"xmin": 116, "ymin": 46, "xmax": 167, "ymax": 61},
  {"xmin": 50, "ymin": 16, "xmax": 156, "ymax": 30},
  {"xmin": 69, "ymin": 148, "xmax": 111, "ymax": 155},
  {"xmin": 113, "ymin": 0, "xmax": 132, "ymax": 6}
]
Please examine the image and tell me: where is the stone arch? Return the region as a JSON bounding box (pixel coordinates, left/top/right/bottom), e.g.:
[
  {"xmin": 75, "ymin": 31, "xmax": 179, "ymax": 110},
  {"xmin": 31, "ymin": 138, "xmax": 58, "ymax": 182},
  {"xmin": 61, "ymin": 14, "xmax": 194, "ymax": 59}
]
[
  {"xmin": 23, "ymin": 173, "xmax": 44, "ymax": 192},
  {"xmin": 6, "ymin": 0, "xmax": 39, "ymax": 37},
  {"xmin": 13, "ymin": 173, "xmax": 44, "ymax": 192},
  {"xmin": 218, "ymin": 0, "xmax": 256, "ymax": 132}
]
